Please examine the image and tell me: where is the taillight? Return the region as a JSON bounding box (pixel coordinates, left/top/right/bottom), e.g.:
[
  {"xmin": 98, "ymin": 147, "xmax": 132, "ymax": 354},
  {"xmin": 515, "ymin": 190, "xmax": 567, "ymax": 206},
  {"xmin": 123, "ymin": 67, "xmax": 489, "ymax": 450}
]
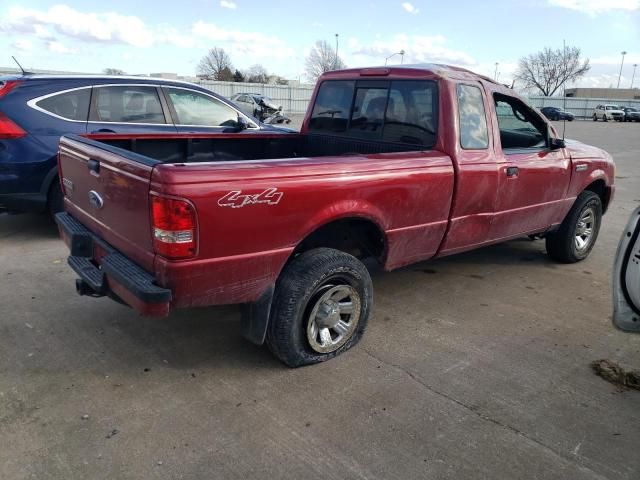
[
  {"xmin": 0, "ymin": 80, "xmax": 20, "ymax": 99},
  {"xmin": 151, "ymin": 194, "xmax": 197, "ymax": 259},
  {"xmin": 0, "ymin": 112, "xmax": 26, "ymax": 139}
]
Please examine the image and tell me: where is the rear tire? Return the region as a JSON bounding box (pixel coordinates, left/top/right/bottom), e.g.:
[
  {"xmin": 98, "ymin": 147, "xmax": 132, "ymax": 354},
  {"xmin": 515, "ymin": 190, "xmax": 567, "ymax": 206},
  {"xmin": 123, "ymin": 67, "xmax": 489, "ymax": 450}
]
[
  {"xmin": 266, "ymin": 248, "xmax": 372, "ymax": 367},
  {"xmin": 545, "ymin": 191, "xmax": 602, "ymax": 263},
  {"xmin": 592, "ymin": 114, "xmax": 597, "ymax": 121},
  {"xmin": 48, "ymin": 180, "xmax": 64, "ymax": 217}
]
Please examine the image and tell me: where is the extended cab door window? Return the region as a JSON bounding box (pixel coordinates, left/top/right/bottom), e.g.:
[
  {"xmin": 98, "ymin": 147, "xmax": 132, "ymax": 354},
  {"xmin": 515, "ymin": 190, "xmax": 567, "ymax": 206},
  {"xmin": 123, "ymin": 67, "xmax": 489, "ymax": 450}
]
[
  {"xmin": 457, "ymin": 84, "xmax": 489, "ymax": 149},
  {"xmin": 493, "ymin": 93, "xmax": 547, "ymax": 151}
]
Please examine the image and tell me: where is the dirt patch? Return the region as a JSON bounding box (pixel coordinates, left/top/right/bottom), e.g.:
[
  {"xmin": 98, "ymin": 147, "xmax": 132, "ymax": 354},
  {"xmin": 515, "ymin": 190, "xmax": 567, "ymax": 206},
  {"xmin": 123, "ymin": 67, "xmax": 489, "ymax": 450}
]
[{"xmin": 591, "ymin": 359, "xmax": 640, "ymax": 391}]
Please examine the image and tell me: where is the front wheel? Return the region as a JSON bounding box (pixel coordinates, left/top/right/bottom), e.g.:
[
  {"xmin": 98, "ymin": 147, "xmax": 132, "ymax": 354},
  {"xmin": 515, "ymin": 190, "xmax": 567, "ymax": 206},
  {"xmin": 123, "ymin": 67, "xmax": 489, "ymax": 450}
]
[
  {"xmin": 266, "ymin": 248, "xmax": 372, "ymax": 367},
  {"xmin": 603, "ymin": 114, "xmax": 608, "ymax": 122},
  {"xmin": 545, "ymin": 191, "xmax": 602, "ymax": 263}
]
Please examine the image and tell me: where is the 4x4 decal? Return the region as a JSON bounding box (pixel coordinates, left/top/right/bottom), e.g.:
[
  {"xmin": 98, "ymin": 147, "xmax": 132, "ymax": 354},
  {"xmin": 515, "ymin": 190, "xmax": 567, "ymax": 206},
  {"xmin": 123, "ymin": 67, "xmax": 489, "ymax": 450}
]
[{"xmin": 218, "ymin": 187, "xmax": 284, "ymax": 208}]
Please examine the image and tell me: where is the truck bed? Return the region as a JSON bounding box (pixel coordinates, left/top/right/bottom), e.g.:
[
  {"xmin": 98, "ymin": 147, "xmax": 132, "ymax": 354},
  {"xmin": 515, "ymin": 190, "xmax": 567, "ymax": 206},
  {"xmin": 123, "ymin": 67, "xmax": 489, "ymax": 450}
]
[{"xmin": 86, "ymin": 132, "xmax": 423, "ymax": 164}]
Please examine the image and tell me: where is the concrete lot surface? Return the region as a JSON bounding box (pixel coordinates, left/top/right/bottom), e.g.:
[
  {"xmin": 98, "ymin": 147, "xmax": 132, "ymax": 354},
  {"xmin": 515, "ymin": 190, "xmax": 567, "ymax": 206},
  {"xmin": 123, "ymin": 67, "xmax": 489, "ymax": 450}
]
[{"xmin": 1, "ymin": 121, "xmax": 639, "ymax": 479}]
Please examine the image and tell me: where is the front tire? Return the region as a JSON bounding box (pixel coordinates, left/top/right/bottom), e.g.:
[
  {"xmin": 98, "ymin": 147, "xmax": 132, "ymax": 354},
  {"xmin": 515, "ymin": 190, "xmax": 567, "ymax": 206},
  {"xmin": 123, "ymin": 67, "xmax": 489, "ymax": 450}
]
[
  {"xmin": 545, "ymin": 191, "xmax": 602, "ymax": 263},
  {"xmin": 603, "ymin": 114, "xmax": 608, "ymax": 122},
  {"xmin": 266, "ymin": 248, "xmax": 373, "ymax": 367}
]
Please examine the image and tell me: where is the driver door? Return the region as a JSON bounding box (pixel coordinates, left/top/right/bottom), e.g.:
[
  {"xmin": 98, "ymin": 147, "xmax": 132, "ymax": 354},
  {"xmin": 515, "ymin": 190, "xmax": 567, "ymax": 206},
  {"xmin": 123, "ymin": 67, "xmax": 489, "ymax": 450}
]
[{"xmin": 488, "ymin": 92, "xmax": 571, "ymax": 241}]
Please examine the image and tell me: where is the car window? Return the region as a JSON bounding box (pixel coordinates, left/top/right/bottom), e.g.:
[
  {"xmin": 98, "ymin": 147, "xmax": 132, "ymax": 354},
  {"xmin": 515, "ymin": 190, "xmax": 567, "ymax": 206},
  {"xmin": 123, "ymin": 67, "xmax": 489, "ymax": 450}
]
[
  {"xmin": 91, "ymin": 86, "xmax": 165, "ymax": 124},
  {"xmin": 457, "ymin": 84, "xmax": 488, "ymax": 149},
  {"xmin": 309, "ymin": 80, "xmax": 355, "ymax": 133},
  {"xmin": 493, "ymin": 93, "xmax": 547, "ymax": 150},
  {"xmin": 348, "ymin": 85, "xmax": 388, "ymax": 139},
  {"xmin": 36, "ymin": 88, "xmax": 91, "ymax": 121},
  {"xmin": 165, "ymin": 88, "xmax": 239, "ymax": 127}
]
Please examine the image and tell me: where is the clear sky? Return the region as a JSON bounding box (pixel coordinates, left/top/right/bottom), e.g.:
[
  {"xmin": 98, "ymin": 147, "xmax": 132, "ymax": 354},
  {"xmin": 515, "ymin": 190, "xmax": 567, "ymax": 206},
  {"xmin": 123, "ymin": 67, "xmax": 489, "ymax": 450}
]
[{"xmin": 1, "ymin": 0, "xmax": 639, "ymax": 88}]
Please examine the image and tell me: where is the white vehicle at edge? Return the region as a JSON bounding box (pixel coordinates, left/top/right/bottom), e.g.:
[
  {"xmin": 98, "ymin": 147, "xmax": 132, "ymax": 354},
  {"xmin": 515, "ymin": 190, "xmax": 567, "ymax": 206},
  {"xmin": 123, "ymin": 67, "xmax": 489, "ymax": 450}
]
[
  {"xmin": 613, "ymin": 207, "xmax": 640, "ymax": 332},
  {"xmin": 593, "ymin": 104, "xmax": 625, "ymax": 122}
]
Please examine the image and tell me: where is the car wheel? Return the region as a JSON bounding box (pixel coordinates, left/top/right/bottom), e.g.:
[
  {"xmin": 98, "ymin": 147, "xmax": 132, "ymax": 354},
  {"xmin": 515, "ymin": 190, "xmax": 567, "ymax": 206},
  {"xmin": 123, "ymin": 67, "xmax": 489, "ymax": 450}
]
[
  {"xmin": 546, "ymin": 191, "xmax": 602, "ymax": 263},
  {"xmin": 266, "ymin": 248, "xmax": 372, "ymax": 367},
  {"xmin": 593, "ymin": 114, "xmax": 597, "ymax": 121},
  {"xmin": 48, "ymin": 180, "xmax": 64, "ymax": 217},
  {"xmin": 603, "ymin": 114, "xmax": 608, "ymax": 122}
]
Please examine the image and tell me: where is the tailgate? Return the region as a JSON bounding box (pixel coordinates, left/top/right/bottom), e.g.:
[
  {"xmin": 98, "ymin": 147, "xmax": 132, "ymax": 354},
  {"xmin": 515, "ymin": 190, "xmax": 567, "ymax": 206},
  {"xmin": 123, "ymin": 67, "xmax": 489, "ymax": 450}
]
[{"xmin": 58, "ymin": 135, "xmax": 158, "ymax": 271}]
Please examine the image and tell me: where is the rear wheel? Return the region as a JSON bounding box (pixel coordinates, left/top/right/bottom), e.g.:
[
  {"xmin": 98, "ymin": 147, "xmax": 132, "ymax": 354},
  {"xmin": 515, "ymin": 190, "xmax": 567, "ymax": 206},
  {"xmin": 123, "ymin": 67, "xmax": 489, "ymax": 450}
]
[
  {"xmin": 546, "ymin": 191, "xmax": 602, "ymax": 263},
  {"xmin": 593, "ymin": 114, "xmax": 597, "ymax": 121},
  {"xmin": 266, "ymin": 248, "xmax": 372, "ymax": 367},
  {"xmin": 48, "ymin": 180, "xmax": 64, "ymax": 217}
]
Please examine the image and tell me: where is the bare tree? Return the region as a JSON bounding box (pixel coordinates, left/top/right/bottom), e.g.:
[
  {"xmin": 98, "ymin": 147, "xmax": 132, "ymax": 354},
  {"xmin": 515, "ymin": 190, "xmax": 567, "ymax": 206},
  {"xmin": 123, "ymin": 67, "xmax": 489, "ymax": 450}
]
[
  {"xmin": 515, "ymin": 46, "xmax": 589, "ymax": 96},
  {"xmin": 246, "ymin": 64, "xmax": 269, "ymax": 84},
  {"xmin": 197, "ymin": 47, "xmax": 234, "ymax": 80},
  {"xmin": 304, "ymin": 40, "xmax": 346, "ymax": 82},
  {"xmin": 103, "ymin": 68, "xmax": 125, "ymax": 75}
]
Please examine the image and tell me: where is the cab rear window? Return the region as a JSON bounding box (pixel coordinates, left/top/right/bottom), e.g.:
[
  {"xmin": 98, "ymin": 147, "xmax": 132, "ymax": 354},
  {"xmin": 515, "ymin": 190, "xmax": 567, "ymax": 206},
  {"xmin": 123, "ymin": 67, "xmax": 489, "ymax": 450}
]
[{"xmin": 309, "ymin": 79, "xmax": 438, "ymax": 147}]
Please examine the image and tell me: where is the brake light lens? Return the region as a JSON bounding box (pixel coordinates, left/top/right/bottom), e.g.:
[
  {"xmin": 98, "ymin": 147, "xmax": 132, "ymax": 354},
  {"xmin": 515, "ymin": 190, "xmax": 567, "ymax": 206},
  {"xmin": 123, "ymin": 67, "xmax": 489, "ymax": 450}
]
[
  {"xmin": 151, "ymin": 194, "xmax": 197, "ymax": 259},
  {"xmin": 0, "ymin": 112, "xmax": 26, "ymax": 139},
  {"xmin": 0, "ymin": 80, "xmax": 20, "ymax": 99}
]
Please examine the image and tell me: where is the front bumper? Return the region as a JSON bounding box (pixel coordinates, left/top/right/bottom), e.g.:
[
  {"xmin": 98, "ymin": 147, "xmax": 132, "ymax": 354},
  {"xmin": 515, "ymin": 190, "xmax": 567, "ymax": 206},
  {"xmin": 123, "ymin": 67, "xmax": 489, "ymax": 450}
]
[{"xmin": 55, "ymin": 212, "xmax": 172, "ymax": 316}]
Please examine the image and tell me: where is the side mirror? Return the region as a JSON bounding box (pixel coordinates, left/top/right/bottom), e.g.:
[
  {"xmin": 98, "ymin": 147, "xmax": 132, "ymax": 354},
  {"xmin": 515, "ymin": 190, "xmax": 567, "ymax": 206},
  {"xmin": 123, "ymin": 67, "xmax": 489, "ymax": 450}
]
[{"xmin": 549, "ymin": 137, "xmax": 565, "ymax": 150}]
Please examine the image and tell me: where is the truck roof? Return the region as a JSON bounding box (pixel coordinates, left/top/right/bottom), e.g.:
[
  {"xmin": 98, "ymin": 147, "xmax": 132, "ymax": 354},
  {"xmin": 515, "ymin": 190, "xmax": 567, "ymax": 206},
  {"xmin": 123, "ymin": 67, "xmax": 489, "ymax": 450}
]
[{"xmin": 321, "ymin": 63, "xmax": 498, "ymax": 85}]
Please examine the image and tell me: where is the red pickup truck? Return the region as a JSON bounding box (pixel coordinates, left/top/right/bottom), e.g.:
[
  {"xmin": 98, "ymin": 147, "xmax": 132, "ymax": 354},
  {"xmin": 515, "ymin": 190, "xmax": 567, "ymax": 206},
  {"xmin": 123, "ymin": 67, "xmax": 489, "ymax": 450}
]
[{"xmin": 55, "ymin": 64, "xmax": 615, "ymax": 366}]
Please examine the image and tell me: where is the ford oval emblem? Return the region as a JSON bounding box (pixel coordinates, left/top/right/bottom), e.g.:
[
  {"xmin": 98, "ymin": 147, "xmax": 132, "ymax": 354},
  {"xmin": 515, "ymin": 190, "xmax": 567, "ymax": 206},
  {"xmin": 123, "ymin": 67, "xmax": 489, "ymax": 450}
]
[{"xmin": 88, "ymin": 190, "xmax": 104, "ymax": 210}]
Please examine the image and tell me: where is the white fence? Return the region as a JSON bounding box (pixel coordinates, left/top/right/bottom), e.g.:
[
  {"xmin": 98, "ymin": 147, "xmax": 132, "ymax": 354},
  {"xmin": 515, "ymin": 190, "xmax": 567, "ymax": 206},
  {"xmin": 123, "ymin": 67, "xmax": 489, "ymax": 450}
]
[
  {"xmin": 195, "ymin": 80, "xmax": 315, "ymax": 115},
  {"xmin": 527, "ymin": 96, "xmax": 640, "ymax": 119}
]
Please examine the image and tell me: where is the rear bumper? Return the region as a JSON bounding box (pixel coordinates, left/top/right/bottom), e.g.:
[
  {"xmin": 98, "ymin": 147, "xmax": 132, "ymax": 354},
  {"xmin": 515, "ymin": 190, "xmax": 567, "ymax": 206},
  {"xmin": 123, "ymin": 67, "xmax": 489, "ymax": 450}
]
[{"xmin": 55, "ymin": 212, "xmax": 172, "ymax": 316}]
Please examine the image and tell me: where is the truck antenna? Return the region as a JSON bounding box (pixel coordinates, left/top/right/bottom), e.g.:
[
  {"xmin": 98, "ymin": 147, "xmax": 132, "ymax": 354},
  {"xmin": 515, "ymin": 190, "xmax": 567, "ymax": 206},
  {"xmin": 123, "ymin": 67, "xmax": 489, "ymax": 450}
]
[
  {"xmin": 11, "ymin": 56, "xmax": 29, "ymax": 75},
  {"xmin": 562, "ymin": 40, "xmax": 567, "ymax": 142}
]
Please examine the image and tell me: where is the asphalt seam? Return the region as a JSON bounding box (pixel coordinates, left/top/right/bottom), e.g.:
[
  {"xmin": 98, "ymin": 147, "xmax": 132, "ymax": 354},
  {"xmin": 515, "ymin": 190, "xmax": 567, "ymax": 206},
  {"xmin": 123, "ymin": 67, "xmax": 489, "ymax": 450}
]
[{"xmin": 361, "ymin": 348, "xmax": 613, "ymax": 480}]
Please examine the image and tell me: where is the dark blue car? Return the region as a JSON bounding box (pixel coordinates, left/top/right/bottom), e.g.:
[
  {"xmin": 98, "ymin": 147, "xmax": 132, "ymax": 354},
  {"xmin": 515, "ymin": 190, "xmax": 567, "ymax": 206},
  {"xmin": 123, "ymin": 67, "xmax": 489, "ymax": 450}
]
[{"xmin": 0, "ymin": 74, "xmax": 289, "ymax": 214}]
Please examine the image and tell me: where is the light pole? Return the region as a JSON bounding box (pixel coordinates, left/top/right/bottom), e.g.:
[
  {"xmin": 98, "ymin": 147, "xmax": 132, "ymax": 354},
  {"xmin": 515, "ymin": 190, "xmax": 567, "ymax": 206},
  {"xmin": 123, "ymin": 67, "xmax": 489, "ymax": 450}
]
[
  {"xmin": 385, "ymin": 50, "xmax": 406, "ymax": 65},
  {"xmin": 617, "ymin": 51, "xmax": 627, "ymax": 88},
  {"xmin": 631, "ymin": 64, "xmax": 638, "ymax": 89},
  {"xmin": 494, "ymin": 62, "xmax": 499, "ymax": 80},
  {"xmin": 334, "ymin": 34, "xmax": 339, "ymax": 69}
]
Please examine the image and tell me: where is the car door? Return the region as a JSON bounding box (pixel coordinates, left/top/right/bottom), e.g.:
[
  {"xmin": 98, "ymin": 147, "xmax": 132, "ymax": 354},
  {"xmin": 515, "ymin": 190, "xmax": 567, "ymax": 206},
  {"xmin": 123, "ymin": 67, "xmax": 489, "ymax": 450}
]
[
  {"xmin": 488, "ymin": 91, "xmax": 571, "ymax": 241},
  {"xmin": 235, "ymin": 95, "xmax": 255, "ymax": 117},
  {"xmin": 613, "ymin": 207, "xmax": 640, "ymax": 332},
  {"xmin": 163, "ymin": 87, "xmax": 258, "ymax": 133},
  {"xmin": 88, "ymin": 84, "xmax": 177, "ymax": 134}
]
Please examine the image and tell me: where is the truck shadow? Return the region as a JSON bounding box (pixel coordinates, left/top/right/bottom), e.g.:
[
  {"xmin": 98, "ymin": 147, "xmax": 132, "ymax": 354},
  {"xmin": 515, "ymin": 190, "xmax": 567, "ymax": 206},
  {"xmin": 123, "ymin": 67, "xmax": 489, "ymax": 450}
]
[{"xmin": 0, "ymin": 213, "xmax": 58, "ymax": 242}]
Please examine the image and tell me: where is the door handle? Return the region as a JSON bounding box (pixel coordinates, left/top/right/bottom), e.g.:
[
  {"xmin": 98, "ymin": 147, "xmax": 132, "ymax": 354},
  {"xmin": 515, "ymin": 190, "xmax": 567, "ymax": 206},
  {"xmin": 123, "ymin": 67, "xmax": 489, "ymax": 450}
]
[
  {"xmin": 87, "ymin": 158, "xmax": 100, "ymax": 175},
  {"xmin": 506, "ymin": 166, "xmax": 519, "ymax": 177}
]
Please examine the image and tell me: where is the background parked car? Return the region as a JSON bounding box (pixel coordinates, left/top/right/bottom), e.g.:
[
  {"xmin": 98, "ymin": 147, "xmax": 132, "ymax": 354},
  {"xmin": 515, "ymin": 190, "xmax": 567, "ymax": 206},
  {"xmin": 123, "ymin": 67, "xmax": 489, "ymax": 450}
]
[
  {"xmin": 540, "ymin": 106, "xmax": 574, "ymax": 121},
  {"xmin": 593, "ymin": 104, "xmax": 625, "ymax": 122},
  {"xmin": 230, "ymin": 93, "xmax": 282, "ymax": 121},
  {"xmin": 0, "ymin": 75, "xmax": 287, "ymax": 215},
  {"xmin": 622, "ymin": 107, "xmax": 640, "ymax": 122}
]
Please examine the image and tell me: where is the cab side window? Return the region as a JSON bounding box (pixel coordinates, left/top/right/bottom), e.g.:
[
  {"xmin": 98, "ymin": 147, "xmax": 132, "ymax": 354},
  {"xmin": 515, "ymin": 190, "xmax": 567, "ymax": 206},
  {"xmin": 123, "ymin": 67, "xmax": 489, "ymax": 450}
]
[
  {"xmin": 457, "ymin": 84, "xmax": 488, "ymax": 149},
  {"xmin": 90, "ymin": 86, "xmax": 166, "ymax": 124},
  {"xmin": 493, "ymin": 93, "xmax": 547, "ymax": 150}
]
